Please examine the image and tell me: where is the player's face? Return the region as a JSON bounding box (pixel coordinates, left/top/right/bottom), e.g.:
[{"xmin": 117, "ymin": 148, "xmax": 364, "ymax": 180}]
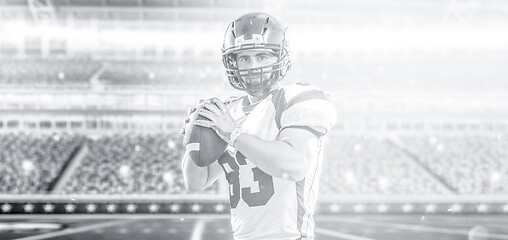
[{"xmin": 235, "ymin": 50, "xmax": 278, "ymax": 90}]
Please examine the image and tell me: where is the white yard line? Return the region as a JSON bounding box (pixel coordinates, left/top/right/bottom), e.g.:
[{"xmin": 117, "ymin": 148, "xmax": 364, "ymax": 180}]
[
  {"xmin": 0, "ymin": 214, "xmax": 230, "ymax": 220},
  {"xmin": 315, "ymin": 227, "xmax": 379, "ymax": 240},
  {"xmin": 12, "ymin": 219, "xmax": 134, "ymax": 240},
  {"xmin": 319, "ymin": 217, "xmax": 508, "ymax": 240},
  {"xmin": 190, "ymin": 219, "xmax": 206, "ymax": 240}
]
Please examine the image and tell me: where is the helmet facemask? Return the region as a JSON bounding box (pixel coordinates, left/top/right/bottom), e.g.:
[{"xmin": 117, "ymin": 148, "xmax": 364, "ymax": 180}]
[
  {"xmin": 222, "ymin": 13, "xmax": 291, "ymax": 92},
  {"xmin": 222, "ymin": 43, "xmax": 291, "ymax": 92}
]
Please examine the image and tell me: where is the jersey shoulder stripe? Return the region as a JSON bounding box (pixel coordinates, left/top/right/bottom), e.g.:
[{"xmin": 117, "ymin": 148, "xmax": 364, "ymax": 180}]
[
  {"xmin": 286, "ymin": 89, "xmax": 328, "ymax": 109},
  {"xmin": 282, "ymin": 83, "xmax": 323, "ymax": 100},
  {"xmin": 270, "ymin": 88, "xmax": 287, "ymax": 129}
]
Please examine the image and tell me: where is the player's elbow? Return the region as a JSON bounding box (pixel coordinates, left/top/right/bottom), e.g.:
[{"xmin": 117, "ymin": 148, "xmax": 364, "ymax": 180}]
[
  {"xmin": 181, "ymin": 154, "xmax": 209, "ymax": 191},
  {"xmin": 184, "ymin": 180, "xmax": 207, "ymax": 192},
  {"xmin": 186, "ymin": 184, "xmax": 205, "ymax": 192},
  {"xmin": 283, "ymin": 155, "xmax": 310, "ymax": 182},
  {"xmin": 293, "ymin": 163, "xmax": 309, "ymax": 182},
  {"xmin": 284, "ymin": 168, "xmax": 307, "ymax": 182},
  {"xmin": 182, "ymin": 171, "xmax": 207, "ymax": 192}
]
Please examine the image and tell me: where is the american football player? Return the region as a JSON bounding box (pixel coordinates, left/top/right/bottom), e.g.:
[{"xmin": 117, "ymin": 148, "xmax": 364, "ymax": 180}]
[{"xmin": 181, "ymin": 12, "xmax": 336, "ymax": 240}]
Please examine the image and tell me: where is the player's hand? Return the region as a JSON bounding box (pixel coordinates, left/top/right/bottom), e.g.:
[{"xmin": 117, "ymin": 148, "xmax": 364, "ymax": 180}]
[
  {"xmin": 194, "ymin": 97, "xmax": 237, "ymax": 143},
  {"xmin": 181, "ymin": 99, "xmax": 206, "ymax": 146}
]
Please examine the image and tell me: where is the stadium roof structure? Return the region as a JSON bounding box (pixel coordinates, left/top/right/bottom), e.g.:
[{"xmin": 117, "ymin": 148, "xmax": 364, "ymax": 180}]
[{"xmin": 1, "ymin": 0, "xmax": 506, "ymax": 26}]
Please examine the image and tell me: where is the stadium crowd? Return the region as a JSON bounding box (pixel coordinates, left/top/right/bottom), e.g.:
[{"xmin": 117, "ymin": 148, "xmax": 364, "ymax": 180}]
[
  {"xmin": 0, "ymin": 132, "xmax": 506, "ymax": 195},
  {"xmin": 98, "ymin": 60, "xmax": 225, "ymax": 87},
  {"xmin": 63, "ymin": 132, "xmax": 218, "ymax": 194},
  {"xmin": 0, "ymin": 133, "xmax": 84, "ymax": 193},
  {"xmin": 320, "ymin": 133, "xmax": 451, "ymax": 195},
  {"xmin": 1, "ymin": 55, "xmax": 505, "ymax": 93},
  {"xmin": 0, "ymin": 59, "xmax": 101, "ymax": 86},
  {"xmin": 399, "ymin": 134, "xmax": 508, "ymax": 194}
]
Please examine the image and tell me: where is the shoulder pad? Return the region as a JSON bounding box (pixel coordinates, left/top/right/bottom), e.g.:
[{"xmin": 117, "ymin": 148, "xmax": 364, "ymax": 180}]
[{"xmin": 279, "ymin": 83, "xmax": 336, "ymax": 135}]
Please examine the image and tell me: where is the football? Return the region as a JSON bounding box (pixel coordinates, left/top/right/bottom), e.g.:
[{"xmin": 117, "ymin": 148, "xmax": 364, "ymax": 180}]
[{"xmin": 186, "ymin": 112, "xmax": 228, "ymax": 167}]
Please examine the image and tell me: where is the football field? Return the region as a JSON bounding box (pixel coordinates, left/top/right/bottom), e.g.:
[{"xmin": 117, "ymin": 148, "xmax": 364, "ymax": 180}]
[{"xmin": 0, "ymin": 214, "xmax": 505, "ymax": 240}]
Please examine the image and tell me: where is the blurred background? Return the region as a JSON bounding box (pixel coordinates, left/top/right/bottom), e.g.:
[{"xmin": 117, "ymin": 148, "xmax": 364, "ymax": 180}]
[{"xmin": 1, "ymin": 0, "xmax": 508, "ymax": 214}]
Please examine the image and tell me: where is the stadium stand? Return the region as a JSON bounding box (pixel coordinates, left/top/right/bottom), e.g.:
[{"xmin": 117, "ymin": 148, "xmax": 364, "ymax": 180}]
[
  {"xmin": 0, "ymin": 133, "xmax": 84, "ymax": 193},
  {"xmin": 98, "ymin": 60, "xmax": 225, "ymax": 87},
  {"xmin": 292, "ymin": 56, "xmax": 508, "ymax": 92},
  {"xmin": 321, "ymin": 133, "xmax": 452, "ymax": 195},
  {"xmin": 2, "ymin": 55, "xmax": 505, "ymax": 92},
  {"xmin": 0, "ymin": 58, "xmax": 227, "ymax": 88},
  {"xmin": 1, "ymin": 131, "xmax": 506, "ymax": 196},
  {"xmin": 0, "ymin": 59, "xmax": 101, "ymax": 87},
  {"xmin": 398, "ymin": 134, "xmax": 508, "ymax": 195},
  {"xmin": 63, "ymin": 132, "xmax": 218, "ymax": 194}
]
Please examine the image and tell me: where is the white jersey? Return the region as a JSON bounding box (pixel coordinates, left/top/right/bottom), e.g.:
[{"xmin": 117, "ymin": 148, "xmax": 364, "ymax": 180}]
[{"xmin": 217, "ymin": 83, "xmax": 336, "ymax": 240}]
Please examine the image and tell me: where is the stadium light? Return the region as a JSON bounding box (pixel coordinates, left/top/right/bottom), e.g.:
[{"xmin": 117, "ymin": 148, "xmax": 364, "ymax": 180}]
[
  {"xmin": 378, "ymin": 177, "xmax": 390, "ymax": 190},
  {"xmin": 58, "ymin": 72, "xmax": 65, "ymax": 80},
  {"xmin": 425, "ymin": 204, "xmax": 437, "ymax": 213},
  {"xmin": 191, "ymin": 204, "xmax": 202, "ymax": 213},
  {"xmin": 497, "ymin": 134, "xmax": 504, "ymax": 141},
  {"xmin": 377, "ymin": 204, "xmax": 389, "ymax": 213},
  {"xmin": 490, "ymin": 172, "xmax": 502, "ymax": 183},
  {"xmin": 214, "ymin": 204, "xmax": 225, "ymax": 213},
  {"xmin": 428, "ymin": 136, "xmax": 438, "ymax": 145},
  {"xmin": 1, "ymin": 204, "xmax": 12, "ymax": 213},
  {"xmin": 126, "ymin": 203, "xmax": 137, "ymax": 213},
  {"xmin": 65, "ymin": 204, "xmax": 76, "ymax": 213},
  {"xmin": 502, "ymin": 204, "xmax": 508, "ymax": 213},
  {"xmin": 106, "ymin": 204, "xmax": 117, "ymax": 213},
  {"xmin": 329, "ymin": 204, "xmax": 341, "ymax": 213},
  {"xmin": 119, "ymin": 165, "xmax": 131, "ymax": 178},
  {"xmin": 22, "ymin": 160, "xmax": 35, "ymax": 175},
  {"xmin": 163, "ymin": 172, "xmax": 174, "ymax": 186},
  {"xmin": 436, "ymin": 144, "xmax": 445, "ymax": 152},
  {"xmin": 86, "ymin": 204, "xmax": 97, "ymax": 213},
  {"xmin": 448, "ymin": 204, "xmax": 463, "ymax": 213},
  {"xmin": 402, "ymin": 204, "xmax": 414, "ymax": 213},
  {"xmin": 2, "ymin": 21, "xmax": 31, "ymax": 37},
  {"xmin": 353, "ymin": 204, "xmax": 366, "ymax": 213},
  {"xmin": 148, "ymin": 204, "xmax": 159, "ymax": 213},
  {"xmin": 170, "ymin": 204, "xmax": 181, "ymax": 213},
  {"xmin": 167, "ymin": 140, "xmax": 176, "ymax": 149},
  {"xmin": 345, "ymin": 171, "xmax": 355, "ymax": 183},
  {"xmin": 43, "ymin": 203, "xmax": 54, "ymax": 213},
  {"xmin": 476, "ymin": 204, "xmax": 488, "ymax": 213},
  {"xmin": 24, "ymin": 203, "xmax": 34, "ymax": 213},
  {"xmin": 353, "ymin": 144, "xmax": 362, "ymax": 152}
]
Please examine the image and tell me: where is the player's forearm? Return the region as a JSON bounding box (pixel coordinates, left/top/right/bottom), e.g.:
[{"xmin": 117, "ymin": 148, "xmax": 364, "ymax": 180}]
[
  {"xmin": 181, "ymin": 153, "xmax": 209, "ymax": 191},
  {"xmin": 233, "ymin": 133, "xmax": 308, "ymax": 181}
]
